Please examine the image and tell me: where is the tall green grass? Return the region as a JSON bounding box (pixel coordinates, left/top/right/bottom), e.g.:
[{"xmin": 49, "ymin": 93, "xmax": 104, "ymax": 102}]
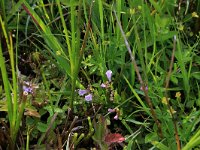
[
  {"xmin": 21, "ymin": 0, "xmax": 86, "ymax": 110},
  {"xmin": 0, "ymin": 14, "xmax": 25, "ymax": 149}
]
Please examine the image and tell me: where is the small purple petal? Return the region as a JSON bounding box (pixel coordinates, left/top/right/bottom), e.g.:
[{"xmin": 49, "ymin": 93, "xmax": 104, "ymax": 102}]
[
  {"xmin": 106, "ymin": 70, "xmax": 112, "ymax": 82},
  {"xmin": 23, "ymin": 86, "xmax": 27, "ymax": 91},
  {"xmin": 140, "ymin": 86, "xmax": 148, "ymax": 91},
  {"xmin": 23, "ymin": 86, "xmax": 33, "ymax": 94},
  {"xmin": 108, "ymin": 108, "xmax": 116, "ymax": 113},
  {"xmin": 114, "ymin": 115, "xmax": 119, "ymax": 120},
  {"xmin": 85, "ymin": 94, "xmax": 93, "ymax": 102},
  {"xmin": 101, "ymin": 83, "xmax": 106, "ymax": 88},
  {"xmin": 78, "ymin": 89, "xmax": 88, "ymax": 96}
]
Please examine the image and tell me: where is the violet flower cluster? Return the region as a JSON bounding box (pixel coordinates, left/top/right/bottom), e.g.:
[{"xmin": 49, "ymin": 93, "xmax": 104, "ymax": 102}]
[
  {"xmin": 23, "ymin": 82, "xmax": 33, "ymax": 95},
  {"xmin": 140, "ymin": 85, "xmax": 148, "ymax": 91},
  {"xmin": 108, "ymin": 108, "xmax": 120, "ymax": 120},
  {"xmin": 78, "ymin": 89, "xmax": 93, "ymax": 102},
  {"xmin": 22, "ymin": 81, "xmax": 39, "ymax": 96},
  {"xmin": 77, "ymin": 70, "xmax": 113, "ymax": 102},
  {"xmin": 101, "ymin": 70, "xmax": 112, "ymax": 88},
  {"xmin": 102, "ymin": 70, "xmax": 120, "ymax": 120}
]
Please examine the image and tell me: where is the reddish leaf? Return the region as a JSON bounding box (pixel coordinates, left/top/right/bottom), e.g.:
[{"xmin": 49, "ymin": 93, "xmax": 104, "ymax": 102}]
[{"xmin": 104, "ymin": 133, "xmax": 125, "ymax": 144}]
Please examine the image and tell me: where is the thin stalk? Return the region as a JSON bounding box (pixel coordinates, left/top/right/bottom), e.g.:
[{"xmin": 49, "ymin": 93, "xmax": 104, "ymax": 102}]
[
  {"xmin": 70, "ymin": 0, "xmax": 77, "ymax": 110},
  {"xmin": 131, "ymin": 14, "xmax": 148, "ymax": 82},
  {"xmin": 78, "ymin": 0, "xmax": 93, "ymax": 67},
  {"xmin": 0, "ymin": 15, "xmax": 15, "ymax": 148},
  {"xmin": 176, "ymin": 37, "xmax": 190, "ymax": 101},
  {"xmin": 98, "ymin": 0, "xmax": 107, "ymax": 76},
  {"xmin": 8, "ymin": 32, "xmax": 18, "ymax": 144},
  {"xmin": 0, "ymin": 12, "xmax": 25, "ymax": 148},
  {"xmin": 0, "ymin": 39, "xmax": 13, "ymax": 128},
  {"xmin": 141, "ymin": 1, "xmax": 148, "ymax": 70},
  {"xmin": 113, "ymin": 9, "xmax": 163, "ymax": 138},
  {"xmin": 183, "ymin": 129, "xmax": 200, "ymax": 150},
  {"xmin": 164, "ymin": 36, "xmax": 181, "ymax": 150},
  {"xmin": 41, "ymin": 112, "xmax": 58, "ymax": 144},
  {"xmin": 0, "ymin": 0, "xmax": 7, "ymax": 29},
  {"xmin": 56, "ymin": 0, "xmax": 77, "ymax": 109},
  {"xmin": 26, "ymin": 126, "xmax": 31, "ymax": 150},
  {"xmin": 116, "ymin": 0, "xmax": 122, "ymax": 42},
  {"xmin": 98, "ymin": 0, "xmax": 104, "ymax": 42},
  {"xmin": 39, "ymin": 0, "xmax": 50, "ymax": 22},
  {"xmin": 0, "ymin": 47, "xmax": 12, "ymax": 120}
]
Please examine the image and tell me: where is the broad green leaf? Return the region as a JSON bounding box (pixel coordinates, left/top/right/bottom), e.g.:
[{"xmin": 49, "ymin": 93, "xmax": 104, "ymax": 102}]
[
  {"xmin": 191, "ymin": 72, "xmax": 200, "ymax": 80},
  {"xmin": 37, "ymin": 122, "xmax": 48, "ymax": 133},
  {"xmin": 145, "ymin": 132, "xmax": 158, "ymax": 143},
  {"xmin": 151, "ymin": 141, "xmax": 170, "ymax": 150}
]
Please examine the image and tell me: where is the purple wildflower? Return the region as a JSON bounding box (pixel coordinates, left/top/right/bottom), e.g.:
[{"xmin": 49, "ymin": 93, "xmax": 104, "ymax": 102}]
[
  {"xmin": 78, "ymin": 89, "xmax": 89, "ymax": 96},
  {"xmin": 108, "ymin": 108, "xmax": 120, "ymax": 120},
  {"xmin": 106, "ymin": 70, "xmax": 112, "ymax": 82},
  {"xmin": 108, "ymin": 108, "xmax": 116, "ymax": 113},
  {"xmin": 140, "ymin": 86, "xmax": 148, "ymax": 91},
  {"xmin": 23, "ymin": 86, "xmax": 33, "ymax": 94},
  {"xmin": 85, "ymin": 94, "xmax": 93, "ymax": 102},
  {"xmin": 101, "ymin": 83, "xmax": 106, "ymax": 88},
  {"xmin": 114, "ymin": 115, "xmax": 119, "ymax": 120}
]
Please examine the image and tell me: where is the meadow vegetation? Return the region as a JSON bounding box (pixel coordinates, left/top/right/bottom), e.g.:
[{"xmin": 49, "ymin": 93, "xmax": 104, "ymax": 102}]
[{"xmin": 0, "ymin": 0, "xmax": 200, "ymax": 149}]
